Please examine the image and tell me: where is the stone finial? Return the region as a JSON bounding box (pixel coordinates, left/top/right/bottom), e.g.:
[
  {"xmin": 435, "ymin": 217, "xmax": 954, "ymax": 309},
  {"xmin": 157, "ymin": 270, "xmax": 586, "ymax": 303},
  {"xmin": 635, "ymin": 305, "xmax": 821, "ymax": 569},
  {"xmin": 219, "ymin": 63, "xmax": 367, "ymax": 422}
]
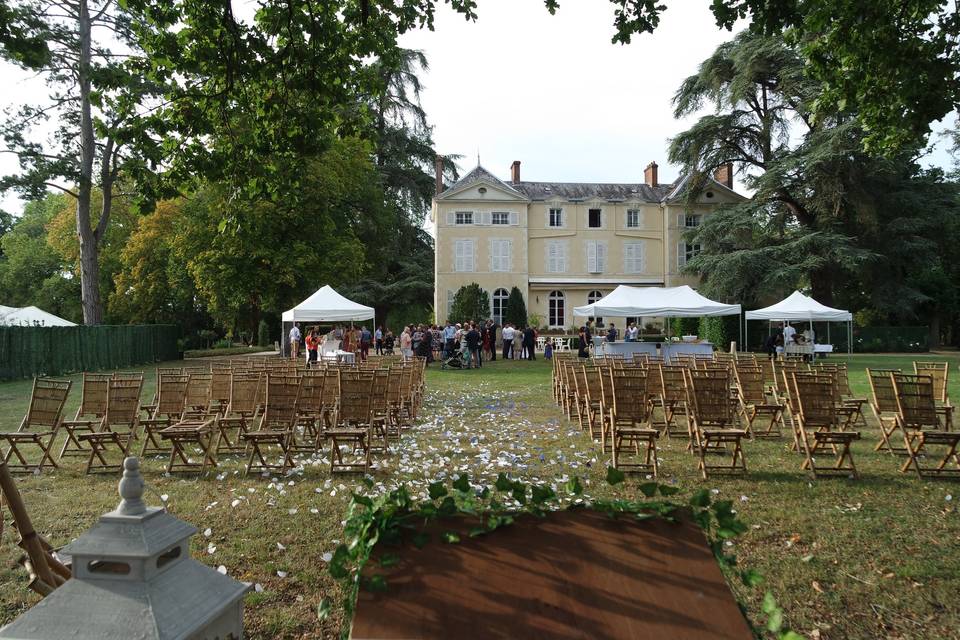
[{"xmin": 117, "ymin": 457, "xmax": 147, "ymax": 515}]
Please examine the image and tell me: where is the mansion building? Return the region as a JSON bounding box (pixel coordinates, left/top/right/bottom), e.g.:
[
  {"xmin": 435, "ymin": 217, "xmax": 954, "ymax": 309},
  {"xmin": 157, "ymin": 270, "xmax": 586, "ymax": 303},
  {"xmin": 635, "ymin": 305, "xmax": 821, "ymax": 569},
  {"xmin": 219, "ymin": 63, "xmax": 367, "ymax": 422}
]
[{"xmin": 431, "ymin": 160, "xmax": 743, "ymax": 329}]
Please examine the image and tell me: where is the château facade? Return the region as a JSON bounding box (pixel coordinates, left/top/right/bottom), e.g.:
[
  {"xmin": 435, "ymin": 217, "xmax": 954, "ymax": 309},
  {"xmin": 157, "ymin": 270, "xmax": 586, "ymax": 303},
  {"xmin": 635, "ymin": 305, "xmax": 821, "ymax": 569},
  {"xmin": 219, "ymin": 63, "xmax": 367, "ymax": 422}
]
[{"xmin": 430, "ymin": 160, "xmax": 743, "ymax": 329}]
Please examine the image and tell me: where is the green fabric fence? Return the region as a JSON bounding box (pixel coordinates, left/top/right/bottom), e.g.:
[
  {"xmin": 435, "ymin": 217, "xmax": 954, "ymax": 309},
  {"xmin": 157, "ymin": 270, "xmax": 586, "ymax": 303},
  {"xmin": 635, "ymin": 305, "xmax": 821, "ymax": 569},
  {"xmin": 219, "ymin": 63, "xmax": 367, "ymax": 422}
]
[{"xmin": 0, "ymin": 325, "xmax": 179, "ymax": 380}]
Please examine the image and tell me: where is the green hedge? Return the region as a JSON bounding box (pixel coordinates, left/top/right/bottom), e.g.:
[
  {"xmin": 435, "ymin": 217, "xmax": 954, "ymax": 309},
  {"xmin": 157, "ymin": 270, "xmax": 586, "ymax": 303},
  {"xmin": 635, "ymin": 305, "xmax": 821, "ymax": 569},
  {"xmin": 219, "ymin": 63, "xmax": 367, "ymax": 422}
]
[{"xmin": 0, "ymin": 325, "xmax": 179, "ymax": 380}]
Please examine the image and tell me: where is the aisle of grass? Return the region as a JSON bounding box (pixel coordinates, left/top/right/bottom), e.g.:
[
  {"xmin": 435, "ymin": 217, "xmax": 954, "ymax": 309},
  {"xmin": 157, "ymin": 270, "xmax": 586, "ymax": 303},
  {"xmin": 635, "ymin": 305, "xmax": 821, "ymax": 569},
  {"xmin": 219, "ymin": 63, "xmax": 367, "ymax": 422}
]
[{"xmin": 0, "ymin": 354, "xmax": 958, "ymax": 638}]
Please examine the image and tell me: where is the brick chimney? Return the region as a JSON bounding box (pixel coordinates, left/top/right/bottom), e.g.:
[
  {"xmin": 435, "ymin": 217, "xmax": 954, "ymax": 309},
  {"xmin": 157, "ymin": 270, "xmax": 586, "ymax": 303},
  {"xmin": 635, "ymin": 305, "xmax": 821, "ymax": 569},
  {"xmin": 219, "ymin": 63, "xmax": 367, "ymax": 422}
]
[
  {"xmin": 713, "ymin": 162, "xmax": 733, "ymax": 189},
  {"xmin": 434, "ymin": 155, "xmax": 444, "ymax": 195},
  {"xmin": 510, "ymin": 160, "xmax": 521, "ymax": 184},
  {"xmin": 644, "ymin": 161, "xmax": 658, "ymax": 187}
]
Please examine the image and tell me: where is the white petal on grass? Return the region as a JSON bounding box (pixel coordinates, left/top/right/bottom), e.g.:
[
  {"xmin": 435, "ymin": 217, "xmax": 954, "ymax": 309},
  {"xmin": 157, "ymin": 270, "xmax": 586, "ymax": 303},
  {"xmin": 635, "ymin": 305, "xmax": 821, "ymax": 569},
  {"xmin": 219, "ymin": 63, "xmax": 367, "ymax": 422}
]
[
  {"xmin": 203, "ymin": 528, "xmax": 212, "ymax": 538},
  {"xmin": 217, "ymin": 565, "xmax": 227, "ymax": 575},
  {"xmin": 277, "ymin": 570, "xmax": 288, "ymax": 578}
]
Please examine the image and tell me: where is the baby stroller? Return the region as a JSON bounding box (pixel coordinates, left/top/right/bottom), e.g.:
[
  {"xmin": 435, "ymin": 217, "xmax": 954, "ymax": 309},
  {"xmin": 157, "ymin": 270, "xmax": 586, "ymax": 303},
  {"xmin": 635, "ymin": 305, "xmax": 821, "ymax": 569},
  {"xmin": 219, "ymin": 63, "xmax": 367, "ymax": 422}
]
[{"xmin": 441, "ymin": 345, "xmax": 471, "ymax": 370}]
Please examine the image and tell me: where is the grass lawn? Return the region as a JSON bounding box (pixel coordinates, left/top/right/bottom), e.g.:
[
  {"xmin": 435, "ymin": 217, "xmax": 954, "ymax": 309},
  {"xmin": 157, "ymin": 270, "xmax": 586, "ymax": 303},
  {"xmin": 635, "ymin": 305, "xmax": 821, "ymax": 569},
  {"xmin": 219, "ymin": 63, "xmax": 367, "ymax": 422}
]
[{"xmin": 1, "ymin": 353, "xmax": 959, "ymax": 639}]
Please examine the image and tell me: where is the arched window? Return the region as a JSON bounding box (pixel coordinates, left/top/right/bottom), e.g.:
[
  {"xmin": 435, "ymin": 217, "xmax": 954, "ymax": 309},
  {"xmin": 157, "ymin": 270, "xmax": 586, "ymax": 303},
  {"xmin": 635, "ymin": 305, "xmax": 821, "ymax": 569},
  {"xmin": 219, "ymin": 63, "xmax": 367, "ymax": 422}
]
[
  {"xmin": 587, "ymin": 290, "xmax": 604, "ymax": 325},
  {"xmin": 548, "ymin": 290, "xmax": 565, "ymax": 328},
  {"xmin": 492, "ymin": 288, "xmax": 509, "ymax": 325}
]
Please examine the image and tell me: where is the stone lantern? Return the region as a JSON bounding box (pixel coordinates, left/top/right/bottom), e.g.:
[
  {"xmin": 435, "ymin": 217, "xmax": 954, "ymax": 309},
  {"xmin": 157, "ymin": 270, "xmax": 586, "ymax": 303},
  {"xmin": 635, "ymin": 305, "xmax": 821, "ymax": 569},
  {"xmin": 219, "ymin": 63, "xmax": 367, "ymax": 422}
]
[{"xmin": 0, "ymin": 457, "xmax": 251, "ymax": 640}]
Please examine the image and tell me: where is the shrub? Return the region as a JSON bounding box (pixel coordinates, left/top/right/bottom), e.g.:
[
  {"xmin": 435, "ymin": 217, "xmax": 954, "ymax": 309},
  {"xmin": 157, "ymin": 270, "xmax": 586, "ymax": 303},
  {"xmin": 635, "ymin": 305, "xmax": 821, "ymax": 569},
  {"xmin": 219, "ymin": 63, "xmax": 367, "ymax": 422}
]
[
  {"xmin": 504, "ymin": 287, "xmax": 528, "ymax": 327},
  {"xmin": 450, "ymin": 283, "xmax": 491, "ymax": 324},
  {"xmin": 258, "ymin": 320, "xmax": 271, "ymax": 347}
]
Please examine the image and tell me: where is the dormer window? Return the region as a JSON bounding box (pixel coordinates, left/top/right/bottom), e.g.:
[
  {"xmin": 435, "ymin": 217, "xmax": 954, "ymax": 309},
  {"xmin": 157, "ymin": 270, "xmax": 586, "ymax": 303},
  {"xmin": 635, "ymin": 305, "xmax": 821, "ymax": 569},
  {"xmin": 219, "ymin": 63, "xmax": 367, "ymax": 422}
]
[
  {"xmin": 455, "ymin": 211, "xmax": 473, "ymax": 225},
  {"xmin": 684, "ymin": 214, "xmax": 702, "ymax": 228},
  {"xmin": 548, "ymin": 208, "xmax": 563, "ymax": 227},
  {"xmin": 626, "ymin": 209, "xmax": 641, "ymax": 228},
  {"xmin": 588, "ymin": 209, "xmax": 602, "ymax": 228}
]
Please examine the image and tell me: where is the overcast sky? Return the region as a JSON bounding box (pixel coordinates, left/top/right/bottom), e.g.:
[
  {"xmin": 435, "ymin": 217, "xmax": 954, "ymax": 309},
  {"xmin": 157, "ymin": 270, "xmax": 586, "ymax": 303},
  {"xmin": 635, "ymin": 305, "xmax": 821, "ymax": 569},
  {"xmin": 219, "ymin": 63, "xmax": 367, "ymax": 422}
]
[
  {"xmin": 0, "ymin": 1, "xmax": 955, "ymax": 213},
  {"xmin": 399, "ymin": 1, "xmax": 956, "ymax": 189}
]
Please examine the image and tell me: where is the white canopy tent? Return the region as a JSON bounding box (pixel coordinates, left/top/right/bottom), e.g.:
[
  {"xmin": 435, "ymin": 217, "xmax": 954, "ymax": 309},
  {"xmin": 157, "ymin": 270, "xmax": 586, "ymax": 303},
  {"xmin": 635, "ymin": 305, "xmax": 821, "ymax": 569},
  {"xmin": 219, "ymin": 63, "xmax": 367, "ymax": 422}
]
[
  {"xmin": 573, "ymin": 285, "xmax": 741, "ymax": 318},
  {"xmin": 281, "ymin": 286, "xmax": 374, "ymax": 356},
  {"xmin": 573, "ymin": 285, "xmax": 743, "ymax": 345},
  {"xmin": 0, "ymin": 305, "xmax": 77, "ymax": 327},
  {"xmin": 745, "ymin": 290, "xmax": 852, "ymax": 353}
]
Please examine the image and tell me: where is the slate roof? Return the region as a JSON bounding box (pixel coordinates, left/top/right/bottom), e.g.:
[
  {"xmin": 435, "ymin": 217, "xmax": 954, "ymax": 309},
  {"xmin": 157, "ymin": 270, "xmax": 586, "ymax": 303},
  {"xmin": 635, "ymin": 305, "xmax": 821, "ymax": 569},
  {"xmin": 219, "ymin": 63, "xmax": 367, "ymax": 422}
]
[{"xmin": 437, "ymin": 164, "xmax": 678, "ymax": 203}]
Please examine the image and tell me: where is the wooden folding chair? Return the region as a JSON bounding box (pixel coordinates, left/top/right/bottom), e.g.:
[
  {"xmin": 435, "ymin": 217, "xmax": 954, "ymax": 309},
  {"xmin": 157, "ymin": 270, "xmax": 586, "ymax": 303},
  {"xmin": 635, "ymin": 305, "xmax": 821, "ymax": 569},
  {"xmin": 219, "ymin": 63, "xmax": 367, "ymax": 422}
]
[
  {"xmin": 792, "ymin": 373, "xmax": 860, "ymax": 479},
  {"xmin": 59, "ymin": 373, "xmax": 111, "ymax": 459},
  {"xmin": 182, "ymin": 372, "xmax": 213, "ymax": 417},
  {"xmin": 891, "ymin": 373, "xmax": 960, "ymax": 479},
  {"xmin": 139, "ymin": 373, "xmax": 189, "ymax": 457},
  {"xmin": 159, "ymin": 407, "xmax": 219, "ymax": 475},
  {"xmin": 142, "ymin": 367, "xmax": 183, "ymax": 416},
  {"xmin": 684, "ymin": 369, "xmax": 747, "ymax": 479},
  {"xmin": 243, "ymin": 373, "xmax": 299, "ymax": 475},
  {"xmin": 867, "ymin": 368, "xmax": 906, "ymax": 454},
  {"xmin": 1, "ymin": 378, "xmax": 72, "ymax": 474},
  {"xmin": 653, "ymin": 365, "xmax": 688, "ymax": 438},
  {"xmin": 607, "ymin": 369, "xmax": 659, "ymax": 475},
  {"xmin": 291, "ymin": 371, "xmax": 324, "ymax": 454},
  {"xmin": 913, "ymin": 362, "xmax": 954, "ymax": 430},
  {"xmin": 320, "ymin": 368, "xmax": 342, "ymax": 441},
  {"xmin": 79, "ymin": 376, "xmax": 143, "ymax": 473},
  {"xmin": 329, "ymin": 371, "xmax": 374, "ymax": 474},
  {"xmin": 383, "ymin": 368, "xmax": 404, "ymax": 444},
  {"xmin": 216, "ymin": 373, "xmax": 261, "ymax": 456},
  {"xmin": 209, "ymin": 366, "xmax": 233, "ymax": 416},
  {"xmin": 369, "ymin": 369, "xmax": 392, "ymax": 454},
  {"xmin": 734, "ymin": 365, "xmax": 785, "ymax": 438}
]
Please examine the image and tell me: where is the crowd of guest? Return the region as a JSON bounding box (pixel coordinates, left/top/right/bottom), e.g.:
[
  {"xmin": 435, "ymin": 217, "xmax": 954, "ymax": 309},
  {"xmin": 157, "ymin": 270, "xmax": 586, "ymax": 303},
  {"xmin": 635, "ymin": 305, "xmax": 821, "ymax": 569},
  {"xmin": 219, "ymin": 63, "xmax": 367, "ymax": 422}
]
[{"xmin": 289, "ymin": 319, "xmax": 550, "ymax": 368}]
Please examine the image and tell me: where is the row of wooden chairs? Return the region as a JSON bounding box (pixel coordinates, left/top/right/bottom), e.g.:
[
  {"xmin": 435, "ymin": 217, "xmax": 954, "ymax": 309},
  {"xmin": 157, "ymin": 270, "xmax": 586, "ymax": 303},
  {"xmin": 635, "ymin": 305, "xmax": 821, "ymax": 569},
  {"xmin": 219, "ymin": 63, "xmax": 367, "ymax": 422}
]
[
  {"xmin": 0, "ymin": 357, "xmax": 426, "ymax": 477},
  {"xmin": 551, "ymin": 352, "xmax": 956, "ymax": 480}
]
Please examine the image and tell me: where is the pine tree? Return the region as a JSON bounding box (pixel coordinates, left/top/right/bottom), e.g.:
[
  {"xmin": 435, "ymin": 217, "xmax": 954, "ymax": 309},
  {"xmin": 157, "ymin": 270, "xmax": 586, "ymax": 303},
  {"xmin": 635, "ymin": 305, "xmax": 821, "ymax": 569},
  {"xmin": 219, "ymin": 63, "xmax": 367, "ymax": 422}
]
[
  {"xmin": 449, "ymin": 284, "xmax": 490, "ymax": 324},
  {"xmin": 504, "ymin": 287, "xmax": 527, "ymax": 327}
]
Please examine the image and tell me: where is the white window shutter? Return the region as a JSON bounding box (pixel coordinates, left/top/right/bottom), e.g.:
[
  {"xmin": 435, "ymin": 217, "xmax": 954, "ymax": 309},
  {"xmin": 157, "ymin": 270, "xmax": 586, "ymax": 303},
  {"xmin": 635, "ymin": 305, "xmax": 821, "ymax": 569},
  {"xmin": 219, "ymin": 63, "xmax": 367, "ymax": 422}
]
[
  {"xmin": 677, "ymin": 213, "xmax": 685, "ymax": 228},
  {"xmin": 470, "ymin": 240, "xmax": 477, "ymax": 272},
  {"xmin": 446, "ymin": 211, "xmax": 455, "ymax": 226},
  {"xmin": 587, "ymin": 241, "xmax": 597, "ymax": 273},
  {"xmin": 510, "ymin": 211, "xmax": 519, "ymax": 226},
  {"xmin": 677, "ymin": 241, "xmax": 687, "ymax": 268},
  {"xmin": 597, "ymin": 242, "xmax": 607, "ymax": 273},
  {"xmin": 561, "ymin": 242, "xmax": 568, "ymax": 272},
  {"xmin": 506, "ymin": 240, "xmax": 513, "ymax": 271},
  {"xmin": 482, "ymin": 211, "xmax": 491, "ymax": 225}
]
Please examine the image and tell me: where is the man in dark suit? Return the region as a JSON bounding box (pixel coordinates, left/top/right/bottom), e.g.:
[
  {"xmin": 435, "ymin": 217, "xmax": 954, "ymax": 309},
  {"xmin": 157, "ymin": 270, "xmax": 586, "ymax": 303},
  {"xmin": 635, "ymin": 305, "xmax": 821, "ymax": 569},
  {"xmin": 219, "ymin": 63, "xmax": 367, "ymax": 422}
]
[{"xmin": 522, "ymin": 325, "xmax": 536, "ymax": 361}]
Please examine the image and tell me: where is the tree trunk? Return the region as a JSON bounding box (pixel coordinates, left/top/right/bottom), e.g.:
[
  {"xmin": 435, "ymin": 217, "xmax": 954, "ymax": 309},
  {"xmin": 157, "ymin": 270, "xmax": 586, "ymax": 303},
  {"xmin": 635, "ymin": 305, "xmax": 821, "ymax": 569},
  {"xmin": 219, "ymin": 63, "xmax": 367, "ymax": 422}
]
[
  {"xmin": 76, "ymin": 0, "xmax": 102, "ymax": 325},
  {"xmin": 929, "ymin": 312, "xmax": 941, "ymax": 349}
]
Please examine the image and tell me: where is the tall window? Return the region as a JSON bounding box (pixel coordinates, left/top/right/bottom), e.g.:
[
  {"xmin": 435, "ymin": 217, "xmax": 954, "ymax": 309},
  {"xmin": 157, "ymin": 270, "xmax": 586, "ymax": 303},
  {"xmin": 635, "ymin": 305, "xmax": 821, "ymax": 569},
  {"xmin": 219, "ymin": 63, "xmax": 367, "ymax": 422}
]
[
  {"xmin": 587, "ymin": 290, "xmax": 604, "ymax": 325},
  {"xmin": 490, "ymin": 239, "xmax": 511, "ymax": 272},
  {"xmin": 454, "ymin": 239, "xmax": 475, "ymax": 272},
  {"xmin": 548, "ymin": 290, "xmax": 565, "ymax": 328},
  {"xmin": 455, "ymin": 211, "xmax": 473, "ymax": 225},
  {"xmin": 548, "ymin": 208, "xmax": 563, "ymax": 227},
  {"xmin": 586, "ymin": 241, "xmax": 607, "ymax": 273},
  {"xmin": 492, "ymin": 288, "xmax": 508, "ymax": 325},
  {"xmin": 491, "ymin": 212, "xmax": 509, "ymax": 225},
  {"xmin": 626, "ymin": 209, "xmax": 641, "ymax": 228},
  {"xmin": 546, "ymin": 241, "xmax": 567, "ymax": 273},
  {"xmin": 588, "ymin": 208, "xmax": 602, "ymax": 228},
  {"xmin": 624, "ymin": 241, "xmax": 644, "ymax": 274},
  {"xmin": 677, "ymin": 242, "xmax": 701, "ymax": 268}
]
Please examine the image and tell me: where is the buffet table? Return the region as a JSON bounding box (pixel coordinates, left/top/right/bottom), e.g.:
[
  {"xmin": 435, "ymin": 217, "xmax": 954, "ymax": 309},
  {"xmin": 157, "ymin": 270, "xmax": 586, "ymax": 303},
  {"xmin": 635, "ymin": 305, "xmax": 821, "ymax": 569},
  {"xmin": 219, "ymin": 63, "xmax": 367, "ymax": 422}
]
[{"xmin": 593, "ymin": 340, "xmax": 715, "ymax": 362}]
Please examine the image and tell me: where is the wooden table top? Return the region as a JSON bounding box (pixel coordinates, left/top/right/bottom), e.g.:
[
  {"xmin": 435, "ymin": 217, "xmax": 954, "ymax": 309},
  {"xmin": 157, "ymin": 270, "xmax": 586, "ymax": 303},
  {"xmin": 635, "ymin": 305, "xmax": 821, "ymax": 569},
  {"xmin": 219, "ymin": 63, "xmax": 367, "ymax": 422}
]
[{"xmin": 350, "ymin": 508, "xmax": 755, "ymax": 640}]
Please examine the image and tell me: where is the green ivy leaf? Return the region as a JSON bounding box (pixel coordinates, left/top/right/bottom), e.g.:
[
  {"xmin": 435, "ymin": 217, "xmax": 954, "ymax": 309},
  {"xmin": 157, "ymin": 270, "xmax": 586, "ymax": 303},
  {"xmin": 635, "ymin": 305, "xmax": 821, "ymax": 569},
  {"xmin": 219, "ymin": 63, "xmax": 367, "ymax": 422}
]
[
  {"xmin": 328, "ymin": 545, "xmax": 350, "ymax": 579},
  {"xmin": 761, "ymin": 592, "xmax": 778, "ymax": 615},
  {"xmin": 442, "ymin": 531, "xmax": 460, "ymax": 544},
  {"xmin": 531, "ymin": 484, "xmax": 555, "ymax": 504},
  {"xmin": 740, "ymin": 569, "xmax": 763, "ymax": 587},
  {"xmin": 638, "ymin": 482, "xmax": 658, "ymax": 497},
  {"xmin": 565, "ymin": 476, "xmax": 584, "ymax": 495},
  {"xmin": 438, "ymin": 496, "xmax": 457, "ymax": 517},
  {"xmin": 606, "ymin": 466, "xmax": 626, "ymax": 485},
  {"xmin": 412, "ymin": 531, "xmax": 430, "ymax": 549},
  {"xmin": 780, "ymin": 631, "xmax": 805, "ymax": 640},
  {"xmin": 511, "ymin": 485, "xmax": 527, "ymax": 505},
  {"xmin": 452, "ymin": 474, "xmax": 470, "ymax": 493},
  {"xmin": 468, "ymin": 527, "xmax": 487, "ymax": 538},
  {"xmin": 767, "ymin": 608, "xmax": 784, "ymax": 633},
  {"xmin": 428, "ymin": 481, "xmax": 448, "ymax": 500},
  {"xmin": 495, "ymin": 473, "xmax": 513, "ymax": 491},
  {"xmin": 317, "ymin": 597, "xmax": 331, "ymax": 621},
  {"xmin": 689, "ymin": 489, "xmax": 711, "ymax": 508},
  {"xmin": 351, "ymin": 493, "xmax": 373, "ymax": 507},
  {"xmin": 418, "ymin": 502, "xmax": 438, "ymax": 517},
  {"xmin": 479, "ymin": 486, "xmax": 490, "ymax": 500},
  {"xmin": 366, "ymin": 574, "xmax": 389, "ymax": 593},
  {"xmin": 658, "ymin": 484, "xmax": 680, "ymax": 496},
  {"xmin": 361, "ymin": 476, "xmax": 374, "ymax": 489},
  {"xmin": 379, "ymin": 553, "xmax": 400, "ymax": 568}
]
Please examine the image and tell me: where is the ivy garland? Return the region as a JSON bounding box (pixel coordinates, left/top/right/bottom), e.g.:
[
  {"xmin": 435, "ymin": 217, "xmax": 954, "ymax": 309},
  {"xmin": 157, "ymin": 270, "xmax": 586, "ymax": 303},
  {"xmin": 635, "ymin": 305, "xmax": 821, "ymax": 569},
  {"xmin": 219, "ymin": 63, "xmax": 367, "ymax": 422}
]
[{"xmin": 319, "ymin": 468, "xmax": 804, "ymax": 640}]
